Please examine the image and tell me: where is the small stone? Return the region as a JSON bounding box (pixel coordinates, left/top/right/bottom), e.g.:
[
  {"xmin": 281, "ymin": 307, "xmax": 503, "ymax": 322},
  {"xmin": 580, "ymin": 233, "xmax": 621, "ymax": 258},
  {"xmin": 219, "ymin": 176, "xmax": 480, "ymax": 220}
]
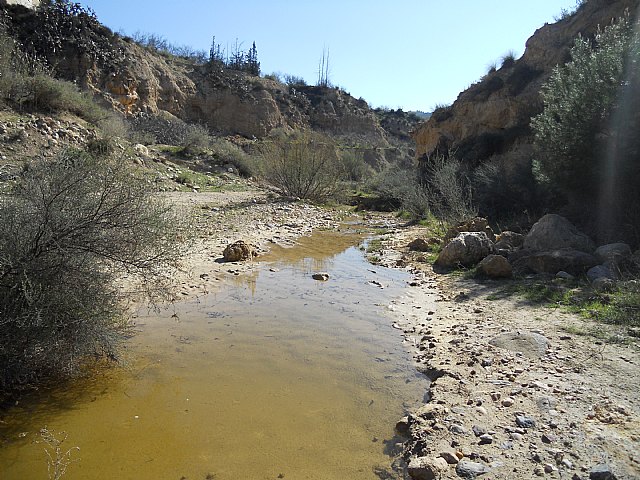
[
  {"xmin": 541, "ymin": 433, "xmax": 555, "ymax": 444},
  {"xmin": 449, "ymin": 424, "xmax": 467, "ymax": 435},
  {"xmin": 472, "ymin": 425, "xmax": 487, "ymax": 437},
  {"xmin": 501, "ymin": 398, "xmax": 515, "ymax": 407},
  {"xmin": 395, "ymin": 417, "xmax": 410, "ymax": 437},
  {"xmin": 478, "ymin": 434, "xmax": 493, "ymax": 445},
  {"xmin": 562, "ymin": 459, "xmax": 574, "ymax": 469},
  {"xmin": 545, "ymin": 463, "xmax": 558, "ymax": 473},
  {"xmin": 407, "ymin": 456, "xmax": 449, "ymax": 480},
  {"xmin": 311, "ymin": 272, "xmax": 330, "ymax": 281},
  {"xmin": 590, "ymin": 464, "xmax": 617, "ymax": 480},
  {"xmin": 456, "ymin": 460, "xmax": 490, "ymax": 479},
  {"xmin": 491, "ymin": 392, "xmax": 501, "ymax": 401},
  {"xmin": 475, "ymin": 406, "xmax": 487, "ymax": 415},
  {"xmin": 516, "ymin": 415, "xmax": 536, "ymax": 428},
  {"xmin": 510, "ymin": 432, "xmax": 523, "ymax": 441},
  {"xmin": 439, "ymin": 450, "xmax": 459, "ymax": 464},
  {"xmin": 481, "ymin": 358, "xmax": 492, "ymax": 367}
]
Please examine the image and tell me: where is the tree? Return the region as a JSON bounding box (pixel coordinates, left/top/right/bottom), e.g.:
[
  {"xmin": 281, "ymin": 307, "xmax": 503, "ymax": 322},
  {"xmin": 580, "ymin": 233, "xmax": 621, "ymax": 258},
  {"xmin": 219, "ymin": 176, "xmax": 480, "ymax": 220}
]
[
  {"xmin": 531, "ymin": 13, "xmax": 640, "ymax": 241},
  {"xmin": 0, "ymin": 149, "xmax": 186, "ymax": 398}
]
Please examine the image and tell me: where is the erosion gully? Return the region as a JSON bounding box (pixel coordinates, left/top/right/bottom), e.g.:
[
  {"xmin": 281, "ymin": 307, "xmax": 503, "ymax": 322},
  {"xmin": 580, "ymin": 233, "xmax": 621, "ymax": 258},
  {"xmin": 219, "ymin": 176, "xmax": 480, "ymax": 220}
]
[{"xmin": 1, "ymin": 226, "xmax": 428, "ymax": 480}]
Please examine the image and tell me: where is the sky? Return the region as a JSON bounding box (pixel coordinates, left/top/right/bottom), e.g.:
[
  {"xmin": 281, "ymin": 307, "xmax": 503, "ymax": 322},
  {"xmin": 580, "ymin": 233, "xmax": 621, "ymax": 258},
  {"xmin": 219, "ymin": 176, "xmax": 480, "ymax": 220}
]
[{"xmin": 78, "ymin": 0, "xmax": 579, "ymax": 112}]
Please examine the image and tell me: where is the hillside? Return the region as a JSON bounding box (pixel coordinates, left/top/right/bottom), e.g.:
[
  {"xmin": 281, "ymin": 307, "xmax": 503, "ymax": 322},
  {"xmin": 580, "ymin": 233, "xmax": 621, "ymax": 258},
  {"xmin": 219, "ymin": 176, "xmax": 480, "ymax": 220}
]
[
  {"xmin": 412, "ymin": 0, "xmax": 640, "ymax": 164},
  {"xmin": 0, "ymin": 1, "xmax": 419, "ymax": 167}
]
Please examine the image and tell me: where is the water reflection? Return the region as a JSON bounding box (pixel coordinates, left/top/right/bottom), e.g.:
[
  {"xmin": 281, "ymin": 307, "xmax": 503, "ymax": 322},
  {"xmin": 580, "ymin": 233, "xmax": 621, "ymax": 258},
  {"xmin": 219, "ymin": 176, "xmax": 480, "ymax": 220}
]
[{"xmin": 0, "ymin": 228, "xmax": 427, "ymax": 480}]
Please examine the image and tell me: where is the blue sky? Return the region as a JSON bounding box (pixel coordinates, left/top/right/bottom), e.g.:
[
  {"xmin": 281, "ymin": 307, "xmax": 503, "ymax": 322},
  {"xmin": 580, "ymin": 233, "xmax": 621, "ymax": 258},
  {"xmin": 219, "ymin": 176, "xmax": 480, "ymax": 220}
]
[{"xmin": 79, "ymin": 1, "xmax": 578, "ymax": 111}]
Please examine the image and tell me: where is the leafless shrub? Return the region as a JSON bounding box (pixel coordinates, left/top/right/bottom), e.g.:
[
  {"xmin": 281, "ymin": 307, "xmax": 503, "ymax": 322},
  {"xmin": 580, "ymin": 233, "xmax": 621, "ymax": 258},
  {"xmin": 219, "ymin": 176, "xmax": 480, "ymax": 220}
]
[
  {"xmin": 259, "ymin": 131, "xmax": 343, "ymax": 201},
  {"xmin": 0, "ymin": 149, "xmax": 186, "ymax": 398}
]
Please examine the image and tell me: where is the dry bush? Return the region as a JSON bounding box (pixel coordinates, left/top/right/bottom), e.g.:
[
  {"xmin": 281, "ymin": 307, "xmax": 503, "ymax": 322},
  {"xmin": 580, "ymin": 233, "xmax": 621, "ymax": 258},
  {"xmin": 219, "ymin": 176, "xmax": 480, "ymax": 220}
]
[
  {"xmin": 259, "ymin": 130, "xmax": 343, "ymax": 201},
  {"xmin": 0, "ymin": 149, "xmax": 185, "ymax": 398}
]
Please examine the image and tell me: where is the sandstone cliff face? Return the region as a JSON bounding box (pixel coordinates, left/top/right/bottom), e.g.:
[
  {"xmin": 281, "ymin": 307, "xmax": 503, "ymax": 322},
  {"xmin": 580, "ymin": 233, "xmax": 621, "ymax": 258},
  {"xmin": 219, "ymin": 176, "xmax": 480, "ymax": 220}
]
[{"xmin": 412, "ymin": 0, "xmax": 640, "ymax": 163}]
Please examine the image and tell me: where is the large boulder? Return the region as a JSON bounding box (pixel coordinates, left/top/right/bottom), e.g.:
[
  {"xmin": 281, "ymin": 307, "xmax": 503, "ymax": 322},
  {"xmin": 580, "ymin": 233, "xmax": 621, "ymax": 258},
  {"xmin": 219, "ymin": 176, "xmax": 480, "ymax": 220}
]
[
  {"xmin": 222, "ymin": 240, "xmax": 257, "ymax": 262},
  {"xmin": 515, "ymin": 248, "xmax": 598, "ymax": 275},
  {"xmin": 435, "ymin": 232, "xmax": 494, "ymax": 268},
  {"xmin": 523, "ymin": 214, "xmax": 596, "ymax": 254},
  {"xmin": 477, "ymin": 254, "xmax": 513, "ymax": 278}
]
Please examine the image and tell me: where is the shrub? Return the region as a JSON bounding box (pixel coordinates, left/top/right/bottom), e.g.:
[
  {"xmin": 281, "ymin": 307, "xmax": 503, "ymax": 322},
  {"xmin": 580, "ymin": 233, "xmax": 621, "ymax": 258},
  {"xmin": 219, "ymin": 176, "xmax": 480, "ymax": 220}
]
[
  {"xmin": 471, "ymin": 150, "xmax": 540, "ymax": 221},
  {"xmin": 418, "ymin": 154, "xmax": 477, "ymax": 224},
  {"xmin": 210, "ymin": 138, "xmax": 255, "ymax": 177},
  {"xmin": 127, "ymin": 112, "xmax": 212, "ymax": 153},
  {"xmin": 339, "ymin": 149, "xmax": 372, "ymax": 183},
  {"xmin": 531, "ymin": 14, "xmax": 640, "ymax": 242},
  {"xmin": 500, "ymin": 50, "xmax": 517, "ymax": 68},
  {"xmin": 0, "ymin": 149, "xmax": 185, "ymax": 398},
  {"xmin": 259, "ymin": 130, "xmax": 343, "ymax": 201}
]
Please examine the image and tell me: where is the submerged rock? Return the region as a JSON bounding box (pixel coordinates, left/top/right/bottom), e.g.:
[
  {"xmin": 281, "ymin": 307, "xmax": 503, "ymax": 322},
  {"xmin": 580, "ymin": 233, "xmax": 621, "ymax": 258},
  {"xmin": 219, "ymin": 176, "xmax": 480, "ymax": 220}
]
[{"xmin": 312, "ymin": 272, "xmax": 330, "ymax": 281}]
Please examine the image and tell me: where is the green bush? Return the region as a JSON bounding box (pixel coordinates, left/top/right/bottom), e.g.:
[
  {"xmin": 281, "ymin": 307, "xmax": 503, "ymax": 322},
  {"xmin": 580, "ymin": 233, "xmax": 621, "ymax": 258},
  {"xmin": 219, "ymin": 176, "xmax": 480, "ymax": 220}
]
[
  {"xmin": 210, "ymin": 138, "xmax": 255, "ymax": 177},
  {"xmin": 531, "ymin": 14, "xmax": 640, "ymax": 242},
  {"xmin": 0, "ymin": 149, "xmax": 185, "ymax": 398}
]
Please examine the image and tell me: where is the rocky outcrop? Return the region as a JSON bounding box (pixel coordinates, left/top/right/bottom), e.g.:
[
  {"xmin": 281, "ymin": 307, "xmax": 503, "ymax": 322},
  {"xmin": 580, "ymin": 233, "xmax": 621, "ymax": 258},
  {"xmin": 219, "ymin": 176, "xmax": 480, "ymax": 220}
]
[{"xmin": 412, "ymin": 0, "xmax": 640, "ymax": 163}]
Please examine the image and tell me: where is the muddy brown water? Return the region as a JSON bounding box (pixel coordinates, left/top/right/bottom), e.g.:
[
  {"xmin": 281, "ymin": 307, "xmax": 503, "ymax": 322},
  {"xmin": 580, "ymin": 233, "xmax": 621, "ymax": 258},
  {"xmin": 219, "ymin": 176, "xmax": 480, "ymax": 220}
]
[{"xmin": 0, "ymin": 229, "xmax": 428, "ymax": 479}]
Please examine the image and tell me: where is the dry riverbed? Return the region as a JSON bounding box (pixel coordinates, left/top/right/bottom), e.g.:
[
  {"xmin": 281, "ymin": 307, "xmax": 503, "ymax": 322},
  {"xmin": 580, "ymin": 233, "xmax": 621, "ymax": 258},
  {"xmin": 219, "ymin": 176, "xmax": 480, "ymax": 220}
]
[
  {"xmin": 169, "ymin": 190, "xmax": 639, "ymax": 479},
  {"xmin": 378, "ymin": 225, "xmax": 640, "ymax": 480}
]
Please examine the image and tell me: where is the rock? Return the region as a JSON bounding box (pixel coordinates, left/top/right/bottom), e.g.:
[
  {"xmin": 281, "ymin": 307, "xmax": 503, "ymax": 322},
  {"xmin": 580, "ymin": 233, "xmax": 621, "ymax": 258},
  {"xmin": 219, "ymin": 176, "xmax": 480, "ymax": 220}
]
[
  {"xmin": 556, "ymin": 271, "xmax": 575, "ymax": 280},
  {"xmin": 395, "ymin": 416, "xmax": 410, "ymax": 437},
  {"xmin": 523, "ymin": 214, "xmax": 596, "ymax": 253},
  {"xmin": 407, "ymin": 456, "xmax": 449, "ymax": 480},
  {"xmin": 515, "ymin": 249, "xmax": 598, "ymax": 275},
  {"xmin": 311, "ymin": 272, "xmax": 330, "ymax": 281},
  {"xmin": 222, "ymin": 240, "xmax": 257, "ymax": 262},
  {"xmin": 455, "ymin": 460, "xmax": 490, "ymax": 479},
  {"xmin": 435, "ymin": 232, "xmax": 494, "ymax": 268},
  {"xmin": 439, "ymin": 450, "xmax": 459, "ymax": 464},
  {"xmin": 489, "ymin": 332, "xmax": 548, "ymax": 358},
  {"xmin": 445, "ymin": 217, "xmax": 496, "ymax": 243},
  {"xmin": 472, "ymin": 425, "xmax": 487, "ymax": 437},
  {"xmin": 133, "ymin": 143, "xmax": 149, "ymax": 156},
  {"xmin": 515, "ymin": 415, "xmax": 536, "ymax": 428},
  {"xmin": 477, "ymin": 254, "xmax": 512, "ymax": 278},
  {"xmin": 590, "ymin": 464, "xmax": 617, "ymax": 480},
  {"xmin": 595, "ymin": 243, "xmax": 631, "ymax": 265},
  {"xmin": 478, "ymin": 433, "xmax": 493, "ymax": 445},
  {"xmin": 587, "ymin": 264, "xmax": 618, "ymax": 283},
  {"xmin": 495, "ymin": 231, "xmax": 525, "ymax": 252},
  {"xmin": 449, "ymin": 423, "xmax": 467, "ymax": 435},
  {"xmin": 501, "ymin": 398, "xmax": 515, "ymax": 407},
  {"xmin": 592, "ymin": 277, "xmax": 615, "ymax": 292},
  {"xmin": 408, "ymin": 238, "xmax": 438, "ymax": 252}
]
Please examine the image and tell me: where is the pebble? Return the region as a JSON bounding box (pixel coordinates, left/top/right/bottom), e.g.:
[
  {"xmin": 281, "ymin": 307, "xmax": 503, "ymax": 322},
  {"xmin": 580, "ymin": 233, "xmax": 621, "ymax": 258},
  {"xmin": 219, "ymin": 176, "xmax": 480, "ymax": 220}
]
[
  {"xmin": 515, "ymin": 415, "xmax": 536, "ymax": 428},
  {"xmin": 478, "ymin": 433, "xmax": 493, "ymax": 445},
  {"xmin": 502, "ymin": 398, "xmax": 515, "ymax": 407},
  {"xmin": 450, "ymin": 424, "xmax": 467, "ymax": 435},
  {"xmin": 589, "ymin": 464, "xmax": 617, "ymax": 480},
  {"xmin": 456, "ymin": 460, "xmax": 490, "ymax": 479},
  {"xmin": 472, "ymin": 425, "xmax": 487, "ymax": 437}
]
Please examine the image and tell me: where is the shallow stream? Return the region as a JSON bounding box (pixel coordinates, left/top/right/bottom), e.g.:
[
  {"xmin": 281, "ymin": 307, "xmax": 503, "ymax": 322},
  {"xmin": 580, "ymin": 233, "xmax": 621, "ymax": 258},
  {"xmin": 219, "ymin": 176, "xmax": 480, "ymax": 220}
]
[{"xmin": 0, "ymin": 229, "xmax": 428, "ymax": 479}]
